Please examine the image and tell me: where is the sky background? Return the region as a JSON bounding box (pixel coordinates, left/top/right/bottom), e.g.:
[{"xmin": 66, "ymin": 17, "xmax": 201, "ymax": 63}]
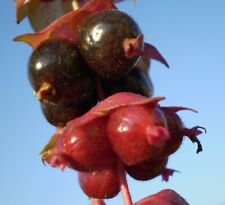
[{"xmin": 1, "ymin": 0, "xmax": 225, "ymax": 205}]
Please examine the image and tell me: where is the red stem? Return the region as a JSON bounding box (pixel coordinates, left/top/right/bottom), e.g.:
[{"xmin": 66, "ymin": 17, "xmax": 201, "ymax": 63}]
[{"xmin": 117, "ymin": 161, "xmax": 133, "ymax": 205}]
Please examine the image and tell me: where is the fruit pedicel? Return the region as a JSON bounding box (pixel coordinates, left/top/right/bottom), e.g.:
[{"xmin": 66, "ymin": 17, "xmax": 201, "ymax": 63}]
[{"xmin": 14, "ymin": 0, "xmax": 206, "ymax": 204}]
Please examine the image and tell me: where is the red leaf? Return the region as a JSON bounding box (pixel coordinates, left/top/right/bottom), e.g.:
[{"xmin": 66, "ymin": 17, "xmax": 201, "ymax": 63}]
[
  {"xmin": 40, "ymin": 128, "xmax": 66, "ymax": 170},
  {"xmin": 160, "ymin": 106, "xmax": 198, "ymax": 114},
  {"xmin": 144, "ymin": 43, "xmax": 169, "ymax": 68},
  {"xmin": 134, "ymin": 189, "xmax": 189, "ymax": 205},
  {"xmin": 14, "ymin": 0, "xmax": 117, "ymax": 49},
  {"xmin": 67, "ymin": 92, "xmax": 165, "ymax": 129}
]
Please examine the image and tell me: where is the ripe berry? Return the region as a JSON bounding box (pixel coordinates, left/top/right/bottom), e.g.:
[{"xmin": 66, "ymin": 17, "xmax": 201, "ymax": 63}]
[
  {"xmin": 40, "ymin": 99, "xmax": 96, "ymax": 127},
  {"xmin": 101, "ymin": 68, "xmax": 154, "ymax": 98},
  {"xmin": 58, "ymin": 117, "xmax": 117, "ymax": 171},
  {"xmin": 107, "ymin": 105, "xmax": 169, "ymax": 165},
  {"xmin": 136, "ymin": 56, "xmax": 151, "ymax": 74},
  {"xmin": 125, "ymin": 157, "xmax": 168, "ymax": 181},
  {"xmin": 28, "ymin": 38, "xmax": 96, "ymax": 104},
  {"xmin": 79, "ymin": 167, "xmax": 120, "ymax": 199},
  {"xmin": 77, "ymin": 9, "xmax": 143, "ymax": 80}
]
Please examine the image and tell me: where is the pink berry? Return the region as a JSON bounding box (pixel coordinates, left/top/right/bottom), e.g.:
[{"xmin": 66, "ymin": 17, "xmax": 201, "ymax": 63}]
[
  {"xmin": 161, "ymin": 106, "xmax": 206, "ymax": 156},
  {"xmin": 125, "ymin": 157, "xmax": 168, "ymax": 181},
  {"xmin": 79, "ymin": 167, "xmax": 120, "ymax": 199},
  {"xmin": 134, "ymin": 189, "xmax": 189, "ymax": 205},
  {"xmin": 107, "ymin": 104, "xmax": 170, "ymax": 165},
  {"xmin": 58, "ymin": 117, "xmax": 117, "ymax": 171}
]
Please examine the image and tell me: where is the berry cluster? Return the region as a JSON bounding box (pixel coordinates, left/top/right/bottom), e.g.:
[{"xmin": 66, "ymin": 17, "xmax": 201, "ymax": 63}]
[{"xmin": 15, "ymin": 0, "xmax": 206, "ymax": 204}]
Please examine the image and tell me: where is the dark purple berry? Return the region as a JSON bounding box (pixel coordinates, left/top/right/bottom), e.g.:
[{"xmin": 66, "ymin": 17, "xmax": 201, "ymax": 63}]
[
  {"xmin": 125, "ymin": 157, "xmax": 168, "ymax": 181},
  {"xmin": 40, "ymin": 99, "xmax": 97, "ymax": 127},
  {"xmin": 77, "ymin": 9, "xmax": 143, "ymax": 80},
  {"xmin": 28, "ymin": 38, "xmax": 96, "ymax": 104},
  {"xmin": 101, "ymin": 68, "xmax": 154, "ymax": 97}
]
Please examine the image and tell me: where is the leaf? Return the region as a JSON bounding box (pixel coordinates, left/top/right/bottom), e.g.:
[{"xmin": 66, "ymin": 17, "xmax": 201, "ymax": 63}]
[
  {"xmin": 134, "ymin": 189, "xmax": 189, "ymax": 205},
  {"xmin": 40, "ymin": 128, "xmax": 66, "ymax": 170},
  {"xmin": 160, "ymin": 106, "xmax": 198, "ymax": 114},
  {"xmin": 67, "ymin": 92, "xmax": 165, "ymax": 129},
  {"xmin": 14, "ymin": 0, "xmax": 117, "ymax": 49},
  {"xmin": 39, "ymin": 128, "xmax": 63, "ymax": 155},
  {"xmin": 144, "ymin": 43, "xmax": 169, "ymax": 68}
]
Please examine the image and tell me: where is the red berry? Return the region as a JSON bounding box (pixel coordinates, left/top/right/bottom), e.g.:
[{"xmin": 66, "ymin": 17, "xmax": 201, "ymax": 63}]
[
  {"xmin": 125, "ymin": 157, "xmax": 168, "ymax": 181},
  {"xmin": 79, "ymin": 167, "xmax": 120, "ymax": 199},
  {"xmin": 58, "ymin": 117, "xmax": 117, "ymax": 171},
  {"xmin": 107, "ymin": 104, "xmax": 169, "ymax": 165},
  {"xmin": 134, "ymin": 189, "xmax": 189, "ymax": 205},
  {"xmin": 161, "ymin": 106, "xmax": 206, "ymax": 156}
]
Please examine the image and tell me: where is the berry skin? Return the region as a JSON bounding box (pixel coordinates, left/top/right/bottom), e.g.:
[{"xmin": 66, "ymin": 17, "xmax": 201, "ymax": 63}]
[
  {"xmin": 161, "ymin": 107, "xmax": 206, "ymax": 156},
  {"xmin": 107, "ymin": 105, "xmax": 170, "ymax": 165},
  {"xmin": 40, "ymin": 99, "xmax": 96, "ymax": 127},
  {"xmin": 79, "ymin": 167, "xmax": 120, "ymax": 199},
  {"xmin": 77, "ymin": 9, "xmax": 143, "ymax": 80},
  {"xmin": 134, "ymin": 189, "xmax": 189, "ymax": 205},
  {"xmin": 160, "ymin": 108, "xmax": 184, "ymax": 157},
  {"xmin": 136, "ymin": 56, "xmax": 151, "ymax": 74},
  {"xmin": 101, "ymin": 67, "xmax": 154, "ymax": 98},
  {"xmin": 28, "ymin": 38, "xmax": 96, "ymax": 104},
  {"xmin": 58, "ymin": 117, "xmax": 117, "ymax": 171},
  {"xmin": 125, "ymin": 157, "xmax": 168, "ymax": 181}
]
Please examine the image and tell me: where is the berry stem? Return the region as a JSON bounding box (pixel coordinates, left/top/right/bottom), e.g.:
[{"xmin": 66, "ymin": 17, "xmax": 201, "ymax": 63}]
[{"xmin": 117, "ymin": 160, "xmax": 133, "ymax": 205}]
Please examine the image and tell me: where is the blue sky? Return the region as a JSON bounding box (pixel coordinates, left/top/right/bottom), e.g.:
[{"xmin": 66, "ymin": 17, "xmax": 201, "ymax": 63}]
[{"xmin": 1, "ymin": 0, "xmax": 225, "ymax": 205}]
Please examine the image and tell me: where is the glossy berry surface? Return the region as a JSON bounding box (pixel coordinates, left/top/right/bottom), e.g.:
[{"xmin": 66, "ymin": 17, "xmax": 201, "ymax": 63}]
[
  {"xmin": 126, "ymin": 157, "xmax": 168, "ymax": 181},
  {"xmin": 161, "ymin": 109, "xmax": 184, "ymax": 157},
  {"xmin": 77, "ymin": 9, "xmax": 142, "ymax": 80},
  {"xmin": 107, "ymin": 105, "xmax": 169, "ymax": 165},
  {"xmin": 28, "ymin": 38, "xmax": 96, "ymax": 104},
  {"xmin": 101, "ymin": 68, "xmax": 153, "ymax": 98},
  {"xmin": 40, "ymin": 99, "xmax": 97, "ymax": 127},
  {"xmin": 79, "ymin": 167, "xmax": 120, "ymax": 199},
  {"xmin": 58, "ymin": 117, "xmax": 117, "ymax": 171}
]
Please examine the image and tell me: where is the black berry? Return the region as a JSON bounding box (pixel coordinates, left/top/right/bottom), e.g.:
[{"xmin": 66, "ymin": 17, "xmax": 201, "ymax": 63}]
[
  {"xmin": 101, "ymin": 68, "xmax": 153, "ymax": 97},
  {"xmin": 77, "ymin": 9, "xmax": 143, "ymax": 80},
  {"xmin": 28, "ymin": 38, "xmax": 96, "ymax": 105}
]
